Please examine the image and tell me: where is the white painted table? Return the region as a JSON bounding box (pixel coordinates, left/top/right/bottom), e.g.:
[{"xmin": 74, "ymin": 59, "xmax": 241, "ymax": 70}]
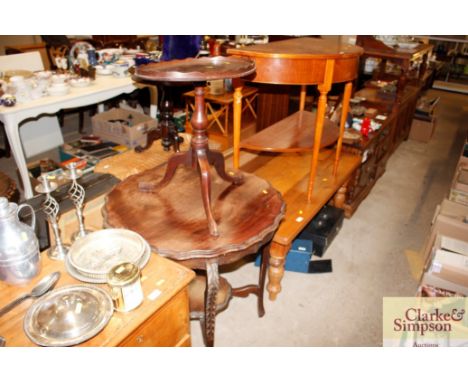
[{"xmin": 0, "ymin": 75, "xmax": 157, "ymax": 199}]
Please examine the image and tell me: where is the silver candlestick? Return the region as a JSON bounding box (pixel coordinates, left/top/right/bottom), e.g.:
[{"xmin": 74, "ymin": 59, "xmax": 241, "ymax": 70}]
[
  {"xmin": 66, "ymin": 162, "xmax": 92, "ymax": 241},
  {"xmin": 35, "ymin": 175, "xmax": 69, "ymax": 261}
]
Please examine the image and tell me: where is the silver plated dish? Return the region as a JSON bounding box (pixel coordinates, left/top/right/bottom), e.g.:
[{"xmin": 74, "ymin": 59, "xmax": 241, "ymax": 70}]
[
  {"xmin": 23, "ymin": 285, "xmax": 113, "ymax": 347},
  {"xmin": 68, "ymin": 229, "xmax": 147, "ymax": 275},
  {"xmin": 65, "ymin": 241, "xmax": 151, "ymax": 284}
]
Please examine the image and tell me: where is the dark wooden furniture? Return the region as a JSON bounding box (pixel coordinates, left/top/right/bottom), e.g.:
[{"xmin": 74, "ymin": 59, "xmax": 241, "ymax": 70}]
[
  {"xmin": 133, "ymin": 56, "xmax": 256, "ymax": 237},
  {"xmin": 103, "ymin": 165, "xmax": 285, "ymax": 346},
  {"xmin": 0, "ymin": 249, "xmax": 195, "ymax": 347},
  {"xmin": 340, "ymin": 112, "xmax": 395, "ymax": 218},
  {"xmin": 228, "ymin": 37, "xmax": 364, "ymax": 200},
  {"xmin": 356, "ymin": 36, "xmax": 433, "ymax": 90},
  {"xmin": 340, "ymin": 82, "xmax": 421, "ymax": 217}
]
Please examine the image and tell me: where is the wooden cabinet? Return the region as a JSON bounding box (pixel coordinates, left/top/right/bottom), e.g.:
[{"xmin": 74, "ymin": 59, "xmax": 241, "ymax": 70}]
[
  {"xmin": 342, "ymin": 112, "xmax": 396, "ymax": 218},
  {"xmin": 119, "ymin": 288, "xmax": 191, "ymax": 347}
]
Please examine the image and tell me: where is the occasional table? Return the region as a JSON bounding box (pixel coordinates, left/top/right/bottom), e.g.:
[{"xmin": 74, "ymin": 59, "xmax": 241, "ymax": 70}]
[
  {"xmin": 132, "ymin": 56, "xmax": 256, "ymax": 236},
  {"xmin": 104, "ymin": 164, "xmax": 285, "ymax": 346},
  {"xmin": 105, "ymin": 57, "xmax": 285, "ymax": 345},
  {"xmin": 228, "ymin": 37, "xmax": 364, "ymax": 198},
  {"xmin": 228, "ymin": 37, "xmax": 363, "ymax": 300}
]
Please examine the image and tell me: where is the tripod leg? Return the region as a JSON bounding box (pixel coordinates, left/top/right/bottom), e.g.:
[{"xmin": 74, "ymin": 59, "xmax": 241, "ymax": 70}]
[
  {"xmin": 138, "ymin": 151, "xmax": 189, "ymax": 192},
  {"xmin": 197, "ymin": 150, "xmax": 219, "ymax": 236},
  {"xmin": 207, "ymin": 150, "xmax": 244, "ymax": 185}
]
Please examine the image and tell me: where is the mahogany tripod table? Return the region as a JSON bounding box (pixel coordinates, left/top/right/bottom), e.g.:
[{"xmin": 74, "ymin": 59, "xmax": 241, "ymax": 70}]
[
  {"xmin": 104, "ymin": 164, "xmax": 285, "ymax": 346},
  {"xmin": 132, "ymin": 56, "xmax": 256, "ymax": 236},
  {"xmin": 106, "ymin": 57, "xmax": 285, "ymax": 345}
]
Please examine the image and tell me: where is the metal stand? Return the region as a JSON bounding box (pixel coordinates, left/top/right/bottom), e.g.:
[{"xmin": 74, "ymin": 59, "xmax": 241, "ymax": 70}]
[
  {"xmin": 66, "ymin": 162, "xmax": 92, "ymax": 241},
  {"xmin": 35, "ymin": 176, "xmax": 69, "ymax": 261}
]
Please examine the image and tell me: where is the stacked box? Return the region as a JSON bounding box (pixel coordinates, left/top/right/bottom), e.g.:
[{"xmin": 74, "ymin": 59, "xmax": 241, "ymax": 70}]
[{"xmin": 91, "ymin": 108, "xmax": 158, "ymax": 149}]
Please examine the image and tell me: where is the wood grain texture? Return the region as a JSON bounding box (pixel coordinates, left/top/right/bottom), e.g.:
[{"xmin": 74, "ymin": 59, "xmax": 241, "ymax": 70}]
[
  {"xmin": 228, "ymin": 37, "xmax": 363, "ymax": 85},
  {"xmin": 240, "ymin": 150, "xmax": 361, "ymax": 246},
  {"xmin": 239, "ymin": 110, "xmax": 339, "ymax": 152},
  {"xmin": 239, "ymin": 149, "xmax": 360, "ymax": 300},
  {"xmin": 0, "ymin": 251, "xmax": 195, "ymax": 347},
  {"xmin": 103, "ymin": 166, "xmax": 285, "ymax": 263}
]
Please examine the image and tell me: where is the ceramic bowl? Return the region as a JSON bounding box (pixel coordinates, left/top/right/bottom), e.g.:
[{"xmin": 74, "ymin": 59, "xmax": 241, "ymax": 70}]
[
  {"xmin": 47, "ymin": 84, "xmax": 70, "ymax": 96},
  {"xmin": 51, "ymin": 74, "xmax": 70, "ymax": 84},
  {"xmin": 69, "ymin": 77, "xmax": 91, "ymax": 88},
  {"xmin": 95, "ymin": 65, "xmax": 114, "ymax": 76}
]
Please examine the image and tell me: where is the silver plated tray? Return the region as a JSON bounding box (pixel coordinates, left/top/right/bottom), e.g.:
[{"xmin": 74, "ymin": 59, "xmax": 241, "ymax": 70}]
[
  {"xmin": 65, "ymin": 241, "xmax": 151, "ymax": 284},
  {"xmin": 23, "ymin": 285, "xmax": 113, "ymax": 347},
  {"xmin": 68, "ymin": 229, "xmax": 147, "ymax": 275}
]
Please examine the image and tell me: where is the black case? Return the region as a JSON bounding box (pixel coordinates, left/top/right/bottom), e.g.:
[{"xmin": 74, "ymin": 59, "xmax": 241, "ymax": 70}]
[{"xmin": 297, "ymin": 205, "xmax": 344, "ymax": 257}]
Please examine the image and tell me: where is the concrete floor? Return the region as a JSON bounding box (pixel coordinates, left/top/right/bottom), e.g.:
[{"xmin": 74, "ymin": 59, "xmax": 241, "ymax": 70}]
[
  {"xmin": 0, "ymin": 89, "xmax": 466, "ymax": 346},
  {"xmin": 188, "ymin": 89, "xmax": 467, "ymax": 346}
]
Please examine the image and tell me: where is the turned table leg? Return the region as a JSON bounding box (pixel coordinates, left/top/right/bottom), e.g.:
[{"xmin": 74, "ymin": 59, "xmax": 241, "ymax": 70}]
[
  {"xmin": 307, "ymin": 59, "xmax": 335, "ymax": 201},
  {"xmin": 333, "ymin": 81, "xmax": 353, "ymax": 177},
  {"xmin": 204, "ymin": 261, "xmax": 220, "ymax": 347},
  {"xmin": 233, "ymin": 86, "xmax": 243, "ymax": 169},
  {"xmin": 267, "ymin": 241, "xmax": 290, "ymax": 301},
  {"xmin": 333, "ymin": 181, "xmax": 348, "ymax": 209}
]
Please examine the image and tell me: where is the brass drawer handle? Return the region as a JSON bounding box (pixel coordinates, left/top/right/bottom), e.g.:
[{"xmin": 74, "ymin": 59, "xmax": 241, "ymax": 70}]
[{"xmin": 136, "ymin": 335, "xmax": 144, "ymax": 344}]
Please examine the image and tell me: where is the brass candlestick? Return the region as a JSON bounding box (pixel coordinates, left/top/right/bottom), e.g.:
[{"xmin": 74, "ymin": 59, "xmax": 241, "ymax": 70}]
[
  {"xmin": 35, "ymin": 176, "xmax": 69, "ymax": 261},
  {"xmin": 66, "ymin": 162, "xmax": 92, "ymax": 241}
]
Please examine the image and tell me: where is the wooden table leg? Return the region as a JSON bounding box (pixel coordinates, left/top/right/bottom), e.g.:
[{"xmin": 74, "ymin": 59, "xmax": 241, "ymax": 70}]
[
  {"xmin": 333, "ymin": 181, "xmax": 348, "ymax": 209},
  {"xmin": 257, "ymin": 243, "xmax": 270, "ymax": 316},
  {"xmin": 204, "ymin": 261, "xmax": 220, "ymax": 347},
  {"xmin": 307, "ymin": 59, "xmax": 335, "ymax": 201},
  {"xmin": 333, "ymin": 81, "xmax": 353, "ymax": 177},
  {"xmin": 267, "ymin": 241, "xmax": 290, "ymax": 301},
  {"xmin": 233, "ymin": 86, "xmax": 243, "ymax": 169},
  {"xmin": 299, "ymin": 85, "xmax": 307, "ymax": 111}
]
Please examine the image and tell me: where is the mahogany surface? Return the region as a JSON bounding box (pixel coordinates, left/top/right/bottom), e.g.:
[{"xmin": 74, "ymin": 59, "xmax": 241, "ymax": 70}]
[
  {"xmin": 133, "ymin": 57, "xmax": 257, "ymax": 236},
  {"xmin": 134, "ymin": 56, "xmax": 256, "ymax": 82},
  {"xmin": 104, "ymin": 165, "xmax": 284, "ymax": 346},
  {"xmin": 104, "ymin": 165, "xmax": 284, "ymax": 263},
  {"xmin": 228, "ymin": 37, "xmax": 363, "ymax": 85},
  {"xmin": 240, "ymin": 110, "xmax": 339, "ymax": 152}
]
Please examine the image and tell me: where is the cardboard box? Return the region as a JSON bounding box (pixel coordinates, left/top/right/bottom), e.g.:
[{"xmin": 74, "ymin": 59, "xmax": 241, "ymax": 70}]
[
  {"xmin": 421, "ymin": 234, "xmax": 468, "ymax": 295},
  {"xmin": 421, "ymin": 199, "xmax": 468, "ymax": 263},
  {"xmin": 409, "ymin": 117, "xmax": 436, "ymax": 143},
  {"xmin": 449, "ymin": 166, "xmax": 468, "ymax": 206},
  {"xmin": 91, "ymin": 108, "xmax": 158, "ymax": 149}
]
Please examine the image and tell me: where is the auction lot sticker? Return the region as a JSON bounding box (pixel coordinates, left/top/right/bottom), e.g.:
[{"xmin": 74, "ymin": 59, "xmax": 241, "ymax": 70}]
[{"xmin": 383, "ymin": 297, "xmax": 468, "ymax": 347}]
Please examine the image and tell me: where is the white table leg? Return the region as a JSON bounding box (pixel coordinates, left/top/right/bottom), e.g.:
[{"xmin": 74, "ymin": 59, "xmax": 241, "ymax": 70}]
[
  {"xmin": 150, "ymin": 104, "xmax": 158, "ymax": 119},
  {"xmin": 97, "ymin": 103, "xmax": 105, "ymax": 113},
  {"xmin": 3, "ymin": 116, "xmax": 34, "ymax": 199}
]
